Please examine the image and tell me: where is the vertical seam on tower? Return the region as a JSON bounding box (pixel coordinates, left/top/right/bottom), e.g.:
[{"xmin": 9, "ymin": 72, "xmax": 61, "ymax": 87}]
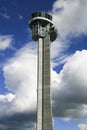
[{"xmin": 42, "ymin": 37, "xmax": 44, "ymax": 130}]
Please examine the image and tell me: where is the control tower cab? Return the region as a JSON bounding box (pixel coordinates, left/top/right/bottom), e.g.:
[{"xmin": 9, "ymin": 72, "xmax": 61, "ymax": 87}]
[{"xmin": 29, "ymin": 11, "xmax": 57, "ymax": 42}]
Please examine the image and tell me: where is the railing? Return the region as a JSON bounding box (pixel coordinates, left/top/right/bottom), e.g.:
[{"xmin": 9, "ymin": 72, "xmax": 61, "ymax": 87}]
[{"xmin": 31, "ymin": 12, "xmax": 52, "ymax": 21}]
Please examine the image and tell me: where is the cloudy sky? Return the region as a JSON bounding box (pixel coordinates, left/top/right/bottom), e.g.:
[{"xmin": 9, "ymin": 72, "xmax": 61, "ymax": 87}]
[{"xmin": 0, "ymin": 0, "xmax": 87, "ymax": 130}]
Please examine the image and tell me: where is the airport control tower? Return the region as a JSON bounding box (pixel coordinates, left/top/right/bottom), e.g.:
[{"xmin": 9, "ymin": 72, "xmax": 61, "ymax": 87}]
[{"xmin": 29, "ymin": 11, "xmax": 57, "ymax": 130}]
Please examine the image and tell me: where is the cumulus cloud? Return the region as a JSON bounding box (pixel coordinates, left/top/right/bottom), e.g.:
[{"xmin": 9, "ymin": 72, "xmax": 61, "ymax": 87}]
[
  {"xmin": 52, "ymin": 0, "xmax": 87, "ymax": 38},
  {"xmin": 51, "ymin": 1, "xmax": 87, "ymax": 120},
  {"xmin": 0, "ymin": 35, "xmax": 13, "ymax": 50},
  {"xmin": 0, "ymin": 42, "xmax": 37, "ymax": 129},
  {"xmin": 0, "ymin": 93, "xmax": 15, "ymax": 102},
  {"xmin": 0, "ymin": 0, "xmax": 87, "ymax": 129},
  {"xmin": 78, "ymin": 123, "xmax": 87, "ymax": 130},
  {"xmin": 4, "ymin": 44, "xmax": 37, "ymax": 114},
  {"xmin": 52, "ymin": 50, "xmax": 87, "ymax": 119},
  {"xmin": 0, "ymin": 42, "xmax": 87, "ymax": 129},
  {"xmin": 78, "ymin": 118, "xmax": 87, "ymax": 130},
  {"xmin": 50, "ymin": 0, "xmax": 87, "ymax": 65},
  {"xmin": 0, "ymin": 40, "xmax": 86, "ymax": 130}
]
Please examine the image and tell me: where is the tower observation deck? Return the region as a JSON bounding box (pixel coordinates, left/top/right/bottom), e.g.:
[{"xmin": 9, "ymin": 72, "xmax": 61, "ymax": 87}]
[{"xmin": 29, "ymin": 11, "xmax": 57, "ymax": 130}]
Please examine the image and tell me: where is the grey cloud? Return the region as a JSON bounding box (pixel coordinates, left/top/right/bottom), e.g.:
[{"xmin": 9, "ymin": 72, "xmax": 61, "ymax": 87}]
[{"xmin": 0, "ymin": 112, "xmax": 36, "ymax": 130}]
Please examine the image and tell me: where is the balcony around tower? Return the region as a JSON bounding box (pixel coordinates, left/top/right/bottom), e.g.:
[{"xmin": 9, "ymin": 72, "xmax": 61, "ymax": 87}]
[{"xmin": 29, "ymin": 11, "xmax": 57, "ymax": 42}]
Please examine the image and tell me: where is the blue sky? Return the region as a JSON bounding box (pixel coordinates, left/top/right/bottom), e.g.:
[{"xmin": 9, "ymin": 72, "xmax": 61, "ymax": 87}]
[{"xmin": 0, "ymin": 0, "xmax": 87, "ymax": 130}]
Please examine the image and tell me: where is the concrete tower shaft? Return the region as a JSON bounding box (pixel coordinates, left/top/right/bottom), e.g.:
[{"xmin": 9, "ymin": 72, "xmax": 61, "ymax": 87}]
[{"xmin": 29, "ymin": 11, "xmax": 57, "ymax": 130}]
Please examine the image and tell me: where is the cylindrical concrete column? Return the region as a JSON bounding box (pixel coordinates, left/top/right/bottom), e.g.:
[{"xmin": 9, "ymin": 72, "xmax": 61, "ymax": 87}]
[
  {"xmin": 37, "ymin": 35, "xmax": 53, "ymax": 130},
  {"xmin": 37, "ymin": 38, "xmax": 43, "ymax": 130},
  {"xmin": 42, "ymin": 34, "xmax": 53, "ymax": 130}
]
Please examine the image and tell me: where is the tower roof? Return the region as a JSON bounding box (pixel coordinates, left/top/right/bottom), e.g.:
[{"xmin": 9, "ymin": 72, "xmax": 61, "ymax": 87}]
[{"xmin": 29, "ymin": 11, "xmax": 53, "ymax": 28}]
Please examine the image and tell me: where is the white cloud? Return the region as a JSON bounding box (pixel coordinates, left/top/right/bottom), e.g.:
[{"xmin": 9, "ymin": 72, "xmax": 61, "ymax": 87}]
[
  {"xmin": 52, "ymin": 50, "xmax": 87, "ymax": 119},
  {"xmin": 0, "ymin": 93, "xmax": 15, "ymax": 102},
  {"xmin": 52, "ymin": 0, "xmax": 87, "ymax": 38},
  {"xmin": 51, "ymin": 39, "xmax": 69, "ymax": 67},
  {"xmin": 50, "ymin": 0, "xmax": 87, "ymax": 65},
  {"xmin": 2, "ymin": 42, "xmax": 87, "ymax": 119},
  {"xmin": 51, "ymin": 1, "xmax": 87, "ymax": 119},
  {"xmin": 78, "ymin": 118, "xmax": 87, "ymax": 130},
  {"xmin": 0, "ymin": 0, "xmax": 87, "ymax": 128},
  {"xmin": 0, "ymin": 12, "xmax": 10, "ymax": 20},
  {"xmin": 0, "ymin": 41, "xmax": 87, "ymax": 128},
  {"xmin": 0, "ymin": 35, "xmax": 13, "ymax": 50},
  {"xmin": 0, "ymin": 42, "xmax": 37, "ymax": 129},
  {"xmin": 3, "ymin": 42, "xmax": 37, "ymax": 114},
  {"xmin": 18, "ymin": 14, "xmax": 23, "ymax": 20},
  {"xmin": 78, "ymin": 123, "xmax": 87, "ymax": 130}
]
